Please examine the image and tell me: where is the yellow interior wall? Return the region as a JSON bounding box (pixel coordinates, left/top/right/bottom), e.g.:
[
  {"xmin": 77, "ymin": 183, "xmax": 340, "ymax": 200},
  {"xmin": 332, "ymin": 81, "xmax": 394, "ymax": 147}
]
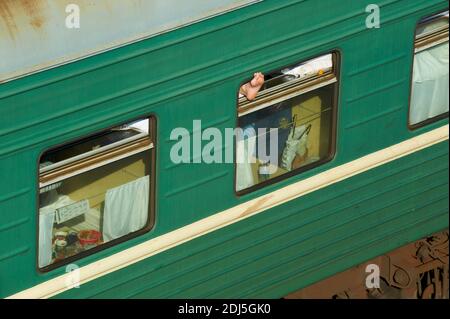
[
  {"xmin": 292, "ymin": 95, "xmax": 322, "ymax": 159},
  {"xmin": 61, "ymin": 158, "xmax": 146, "ymax": 210},
  {"xmin": 52, "ymin": 157, "xmax": 147, "ymax": 239},
  {"xmin": 249, "ymin": 93, "xmax": 330, "ymax": 184}
]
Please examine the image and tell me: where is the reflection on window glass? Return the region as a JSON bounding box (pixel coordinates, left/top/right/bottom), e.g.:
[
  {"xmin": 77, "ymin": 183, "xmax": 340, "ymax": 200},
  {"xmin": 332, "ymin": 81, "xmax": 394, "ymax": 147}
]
[
  {"xmin": 236, "ymin": 53, "xmax": 337, "ymax": 192},
  {"xmin": 41, "ymin": 119, "xmax": 149, "ymax": 171},
  {"xmin": 410, "ymin": 11, "xmax": 449, "ymax": 126},
  {"xmin": 417, "ymin": 11, "xmax": 449, "ymax": 36},
  {"xmin": 38, "ymin": 118, "xmax": 154, "ymax": 270}
]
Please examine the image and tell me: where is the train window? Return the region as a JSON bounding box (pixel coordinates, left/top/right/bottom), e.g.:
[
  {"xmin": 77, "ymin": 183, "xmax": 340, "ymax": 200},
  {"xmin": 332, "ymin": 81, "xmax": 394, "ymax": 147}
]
[
  {"xmin": 37, "ymin": 118, "xmax": 155, "ymax": 271},
  {"xmin": 409, "ymin": 10, "xmax": 449, "ymax": 128},
  {"xmin": 236, "ymin": 53, "xmax": 338, "ymax": 193}
]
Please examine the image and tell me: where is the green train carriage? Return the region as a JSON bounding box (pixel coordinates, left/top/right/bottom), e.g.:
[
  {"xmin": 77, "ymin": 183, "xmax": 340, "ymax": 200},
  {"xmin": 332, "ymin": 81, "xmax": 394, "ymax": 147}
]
[{"xmin": 0, "ymin": 0, "xmax": 448, "ymax": 299}]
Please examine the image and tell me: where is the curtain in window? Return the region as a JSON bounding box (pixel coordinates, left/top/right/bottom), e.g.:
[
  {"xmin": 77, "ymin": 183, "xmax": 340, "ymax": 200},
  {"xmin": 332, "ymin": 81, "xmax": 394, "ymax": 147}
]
[
  {"xmin": 38, "ymin": 195, "xmax": 73, "ymax": 268},
  {"xmin": 236, "ymin": 127, "xmax": 256, "ymax": 192},
  {"xmin": 410, "ymin": 41, "xmax": 449, "ymax": 125},
  {"xmin": 38, "ymin": 208, "xmax": 56, "ymax": 268},
  {"xmin": 102, "ymin": 175, "xmax": 149, "ymax": 242}
]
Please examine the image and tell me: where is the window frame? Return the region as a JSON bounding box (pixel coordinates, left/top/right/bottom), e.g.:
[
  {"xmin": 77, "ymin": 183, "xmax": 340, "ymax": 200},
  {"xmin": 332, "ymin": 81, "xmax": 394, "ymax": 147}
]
[
  {"xmin": 36, "ymin": 115, "xmax": 157, "ymax": 273},
  {"xmin": 234, "ymin": 51, "xmax": 340, "ymax": 196},
  {"xmin": 408, "ymin": 9, "xmax": 449, "ymax": 130}
]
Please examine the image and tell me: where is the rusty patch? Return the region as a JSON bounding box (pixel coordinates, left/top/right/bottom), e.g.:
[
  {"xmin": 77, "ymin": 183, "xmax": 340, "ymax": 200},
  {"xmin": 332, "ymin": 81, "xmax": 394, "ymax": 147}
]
[
  {"xmin": 0, "ymin": 1, "xmax": 18, "ymax": 40},
  {"xmin": 0, "ymin": 0, "xmax": 47, "ymax": 39},
  {"xmin": 19, "ymin": 0, "xmax": 46, "ymax": 29},
  {"xmin": 29, "ymin": 15, "xmax": 44, "ymax": 28},
  {"xmin": 19, "ymin": 0, "xmax": 42, "ymax": 14}
]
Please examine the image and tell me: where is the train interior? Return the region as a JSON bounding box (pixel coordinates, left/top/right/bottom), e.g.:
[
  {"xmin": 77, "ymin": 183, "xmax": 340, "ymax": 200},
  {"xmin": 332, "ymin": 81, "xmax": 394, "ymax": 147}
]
[
  {"xmin": 236, "ymin": 54, "xmax": 335, "ymax": 191},
  {"xmin": 38, "ymin": 121, "xmax": 151, "ymax": 269}
]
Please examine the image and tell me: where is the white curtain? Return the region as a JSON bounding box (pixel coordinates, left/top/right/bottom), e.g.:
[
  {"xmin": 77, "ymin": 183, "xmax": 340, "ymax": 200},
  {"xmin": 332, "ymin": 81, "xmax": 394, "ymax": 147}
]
[
  {"xmin": 38, "ymin": 195, "xmax": 73, "ymax": 268},
  {"xmin": 103, "ymin": 175, "xmax": 150, "ymax": 242},
  {"xmin": 38, "ymin": 208, "xmax": 55, "ymax": 268},
  {"xmin": 410, "ymin": 41, "xmax": 449, "ymax": 125},
  {"xmin": 236, "ymin": 129, "xmax": 256, "ymax": 192}
]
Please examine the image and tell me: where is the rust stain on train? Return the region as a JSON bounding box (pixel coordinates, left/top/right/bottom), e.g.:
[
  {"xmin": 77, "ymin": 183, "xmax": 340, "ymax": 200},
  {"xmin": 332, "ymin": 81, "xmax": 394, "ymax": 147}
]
[
  {"xmin": 0, "ymin": 1, "xmax": 19, "ymax": 40},
  {"xmin": 0, "ymin": 0, "xmax": 49, "ymax": 39},
  {"xmin": 19, "ymin": 0, "xmax": 46, "ymax": 29}
]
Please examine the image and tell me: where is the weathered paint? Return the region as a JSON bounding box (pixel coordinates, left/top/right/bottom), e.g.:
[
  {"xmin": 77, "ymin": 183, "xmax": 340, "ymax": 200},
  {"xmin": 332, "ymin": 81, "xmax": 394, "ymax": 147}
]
[
  {"xmin": 0, "ymin": 0, "xmax": 260, "ymax": 83},
  {"xmin": 0, "ymin": 0, "xmax": 448, "ymax": 299}
]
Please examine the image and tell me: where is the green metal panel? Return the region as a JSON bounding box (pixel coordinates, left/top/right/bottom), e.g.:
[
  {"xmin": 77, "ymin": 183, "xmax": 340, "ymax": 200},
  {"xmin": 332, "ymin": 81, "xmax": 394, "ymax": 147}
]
[
  {"xmin": 0, "ymin": 0, "xmax": 448, "ymax": 298},
  {"xmin": 54, "ymin": 142, "xmax": 449, "ymax": 299}
]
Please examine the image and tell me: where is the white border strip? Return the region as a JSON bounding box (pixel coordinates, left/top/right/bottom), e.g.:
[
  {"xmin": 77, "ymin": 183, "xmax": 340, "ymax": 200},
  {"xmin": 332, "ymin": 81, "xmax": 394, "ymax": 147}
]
[{"xmin": 8, "ymin": 125, "xmax": 449, "ymax": 299}]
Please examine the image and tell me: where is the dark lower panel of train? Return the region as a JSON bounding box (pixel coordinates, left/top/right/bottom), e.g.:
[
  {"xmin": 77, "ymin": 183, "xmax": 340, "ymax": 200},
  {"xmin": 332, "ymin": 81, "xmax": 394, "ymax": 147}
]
[{"xmin": 286, "ymin": 229, "xmax": 449, "ymax": 299}]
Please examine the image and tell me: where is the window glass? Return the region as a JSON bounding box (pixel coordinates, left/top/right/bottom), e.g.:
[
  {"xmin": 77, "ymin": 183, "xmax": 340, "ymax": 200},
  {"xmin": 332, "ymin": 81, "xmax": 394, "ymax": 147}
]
[
  {"xmin": 410, "ymin": 11, "xmax": 449, "ymax": 127},
  {"xmin": 40, "ymin": 119, "xmax": 149, "ymax": 171},
  {"xmin": 38, "ymin": 118, "xmax": 154, "ymax": 270},
  {"xmin": 236, "ymin": 53, "xmax": 338, "ymax": 193}
]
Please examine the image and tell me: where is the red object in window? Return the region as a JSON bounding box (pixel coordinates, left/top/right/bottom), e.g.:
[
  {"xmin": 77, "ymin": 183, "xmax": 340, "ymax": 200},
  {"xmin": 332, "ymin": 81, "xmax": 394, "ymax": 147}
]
[{"xmin": 78, "ymin": 230, "xmax": 101, "ymax": 247}]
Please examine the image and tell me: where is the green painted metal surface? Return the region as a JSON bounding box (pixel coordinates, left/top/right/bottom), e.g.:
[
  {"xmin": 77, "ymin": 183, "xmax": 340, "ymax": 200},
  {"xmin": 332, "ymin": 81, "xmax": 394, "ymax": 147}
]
[{"xmin": 0, "ymin": 0, "xmax": 448, "ymax": 298}]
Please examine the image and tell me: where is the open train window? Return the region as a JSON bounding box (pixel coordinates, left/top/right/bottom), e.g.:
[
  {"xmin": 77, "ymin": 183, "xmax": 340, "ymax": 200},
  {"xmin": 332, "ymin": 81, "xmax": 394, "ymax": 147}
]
[
  {"xmin": 236, "ymin": 52, "xmax": 339, "ymax": 194},
  {"xmin": 37, "ymin": 118, "xmax": 156, "ymax": 271},
  {"xmin": 409, "ymin": 10, "xmax": 449, "ymax": 128}
]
